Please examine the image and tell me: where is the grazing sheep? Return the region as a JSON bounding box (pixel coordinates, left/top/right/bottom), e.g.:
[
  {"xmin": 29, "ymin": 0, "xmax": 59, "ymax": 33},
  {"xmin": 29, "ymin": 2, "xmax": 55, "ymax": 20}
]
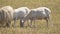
[
  {"xmin": 0, "ymin": 6, "xmax": 14, "ymax": 27},
  {"xmin": 21, "ymin": 7, "xmax": 51, "ymax": 27},
  {"xmin": 13, "ymin": 7, "xmax": 30, "ymax": 27}
]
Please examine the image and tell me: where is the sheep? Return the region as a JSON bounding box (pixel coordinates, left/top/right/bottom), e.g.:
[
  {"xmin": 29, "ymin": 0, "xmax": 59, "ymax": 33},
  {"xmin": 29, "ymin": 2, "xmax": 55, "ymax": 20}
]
[
  {"xmin": 21, "ymin": 7, "xmax": 51, "ymax": 27},
  {"xmin": 0, "ymin": 6, "xmax": 14, "ymax": 27},
  {"xmin": 13, "ymin": 7, "xmax": 30, "ymax": 27}
]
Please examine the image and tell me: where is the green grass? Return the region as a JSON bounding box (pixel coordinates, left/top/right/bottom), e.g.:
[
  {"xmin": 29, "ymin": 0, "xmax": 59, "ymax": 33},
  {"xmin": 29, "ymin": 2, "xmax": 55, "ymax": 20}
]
[{"xmin": 0, "ymin": 0, "xmax": 60, "ymax": 34}]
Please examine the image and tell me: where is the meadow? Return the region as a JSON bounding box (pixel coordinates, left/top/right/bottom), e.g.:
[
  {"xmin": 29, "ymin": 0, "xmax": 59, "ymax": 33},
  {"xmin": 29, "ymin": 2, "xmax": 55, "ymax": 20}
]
[{"xmin": 0, "ymin": 0, "xmax": 60, "ymax": 34}]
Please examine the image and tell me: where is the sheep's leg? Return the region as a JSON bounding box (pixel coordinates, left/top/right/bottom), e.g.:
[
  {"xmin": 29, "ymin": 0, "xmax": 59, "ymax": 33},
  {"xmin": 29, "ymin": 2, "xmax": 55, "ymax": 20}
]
[
  {"xmin": 33, "ymin": 19, "xmax": 35, "ymax": 27},
  {"xmin": 6, "ymin": 21, "xmax": 11, "ymax": 27},
  {"xmin": 46, "ymin": 18, "xmax": 49, "ymax": 27},
  {"xmin": 48, "ymin": 16, "xmax": 53, "ymax": 27},
  {"xmin": 46, "ymin": 16, "xmax": 51, "ymax": 27},
  {"xmin": 20, "ymin": 20, "xmax": 23, "ymax": 27},
  {"xmin": 27, "ymin": 20, "xmax": 31, "ymax": 27},
  {"xmin": 14, "ymin": 17, "xmax": 17, "ymax": 27},
  {"xmin": 30, "ymin": 20, "xmax": 32, "ymax": 27},
  {"xmin": 26, "ymin": 20, "xmax": 29, "ymax": 27},
  {"xmin": 14, "ymin": 19, "xmax": 16, "ymax": 27},
  {"xmin": 33, "ymin": 19, "xmax": 36, "ymax": 28},
  {"xmin": 20, "ymin": 18, "xmax": 24, "ymax": 27}
]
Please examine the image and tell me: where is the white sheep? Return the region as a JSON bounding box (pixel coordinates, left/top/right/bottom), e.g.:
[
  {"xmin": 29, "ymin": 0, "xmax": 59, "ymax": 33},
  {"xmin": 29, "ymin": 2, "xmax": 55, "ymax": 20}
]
[
  {"xmin": 21, "ymin": 7, "xmax": 51, "ymax": 27},
  {"xmin": 0, "ymin": 6, "xmax": 14, "ymax": 27},
  {"xmin": 13, "ymin": 7, "xmax": 30, "ymax": 27}
]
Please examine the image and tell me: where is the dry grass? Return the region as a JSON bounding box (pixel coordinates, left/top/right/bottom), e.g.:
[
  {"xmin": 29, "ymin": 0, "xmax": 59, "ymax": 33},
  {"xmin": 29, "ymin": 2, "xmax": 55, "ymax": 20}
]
[{"xmin": 0, "ymin": 0, "xmax": 60, "ymax": 34}]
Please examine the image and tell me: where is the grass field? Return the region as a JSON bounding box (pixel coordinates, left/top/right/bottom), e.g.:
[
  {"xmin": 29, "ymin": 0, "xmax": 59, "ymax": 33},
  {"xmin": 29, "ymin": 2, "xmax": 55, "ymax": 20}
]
[{"xmin": 0, "ymin": 0, "xmax": 60, "ymax": 34}]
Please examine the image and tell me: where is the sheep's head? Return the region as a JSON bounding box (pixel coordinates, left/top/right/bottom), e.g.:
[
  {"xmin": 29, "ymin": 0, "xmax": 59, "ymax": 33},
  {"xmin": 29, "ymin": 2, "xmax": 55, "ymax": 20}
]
[
  {"xmin": 20, "ymin": 20, "xmax": 25, "ymax": 27},
  {"xmin": 21, "ymin": 20, "xmax": 24, "ymax": 23}
]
